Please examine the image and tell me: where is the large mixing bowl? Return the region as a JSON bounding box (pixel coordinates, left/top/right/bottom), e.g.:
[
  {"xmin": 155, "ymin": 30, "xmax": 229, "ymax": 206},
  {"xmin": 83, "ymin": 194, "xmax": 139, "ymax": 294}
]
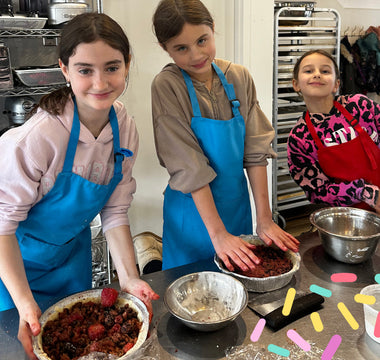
[
  {"xmin": 310, "ymin": 207, "xmax": 380, "ymax": 264},
  {"xmin": 214, "ymin": 235, "xmax": 300, "ymax": 292},
  {"xmin": 164, "ymin": 271, "xmax": 248, "ymax": 332},
  {"xmin": 33, "ymin": 289, "xmax": 149, "ymax": 360}
]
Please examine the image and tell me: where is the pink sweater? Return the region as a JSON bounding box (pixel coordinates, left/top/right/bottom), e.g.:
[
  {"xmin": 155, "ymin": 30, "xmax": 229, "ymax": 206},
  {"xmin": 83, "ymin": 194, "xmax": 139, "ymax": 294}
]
[{"xmin": 0, "ymin": 98, "xmax": 138, "ymax": 235}]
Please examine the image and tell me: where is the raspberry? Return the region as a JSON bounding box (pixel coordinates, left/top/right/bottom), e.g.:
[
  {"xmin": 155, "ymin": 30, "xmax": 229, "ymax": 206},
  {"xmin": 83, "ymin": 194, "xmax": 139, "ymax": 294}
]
[
  {"xmin": 67, "ymin": 312, "xmax": 83, "ymax": 325},
  {"xmin": 123, "ymin": 342, "xmax": 134, "ymax": 353},
  {"xmin": 88, "ymin": 323, "xmax": 105, "ymax": 341},
  {"xmin": 101, "ymin": 288, "xmax": 118, "ymax": 307}
]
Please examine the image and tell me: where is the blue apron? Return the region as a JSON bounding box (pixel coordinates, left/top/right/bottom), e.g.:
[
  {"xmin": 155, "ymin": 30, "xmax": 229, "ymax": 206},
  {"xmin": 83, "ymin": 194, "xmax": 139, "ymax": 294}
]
[
  {"xmin": 162, "ymin": 62, "xmax": 252, "ymax": 270},
  {"xmin": 0, "ymin": 100, "xmax": 130, "ymax": 311}
]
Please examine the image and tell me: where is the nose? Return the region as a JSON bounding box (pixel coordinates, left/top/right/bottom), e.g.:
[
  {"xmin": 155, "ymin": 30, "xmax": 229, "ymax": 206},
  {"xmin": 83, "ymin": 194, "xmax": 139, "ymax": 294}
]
[
  {"xmin": 93, "ymin": 72, "xmax": 107, "ymax": 90},
  {"xmin": 313, "ymin": 70, "xmax": 321, "ymax": 78},
  {"xmin": 189, "ymin": 46, "xmax": 202, "ymax": 61}
]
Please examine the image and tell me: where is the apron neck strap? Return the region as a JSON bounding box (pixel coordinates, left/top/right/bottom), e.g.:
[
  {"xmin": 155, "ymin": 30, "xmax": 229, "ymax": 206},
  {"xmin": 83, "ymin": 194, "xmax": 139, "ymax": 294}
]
[
  {"xmin": 109, "ymin": 105, "xmax": 128, "ymax": 175},
  {"xmin": 181, "ymin": 62, "xmax": 242, "ymax": 118},
  {"xmin": 334, "ymin": 101, "xmax": 363, "ymax": 131},
  {"xmin": 211, "ymin": 62, "xmax": 241, "ymax": 117},
  {"xmin": 62, "ymin": 98, "xmax": 125, "ymax": 175},
  {"xmin": 305, "ymin": 110, "xmax": 324, "ymax": 150},
  {"xmin": 62, "ymin": 98, "xmax": 80, "ymax": 173},
  {"xmin": 181, "ymin": 68, "xmax": 202, "ymax": 117}
]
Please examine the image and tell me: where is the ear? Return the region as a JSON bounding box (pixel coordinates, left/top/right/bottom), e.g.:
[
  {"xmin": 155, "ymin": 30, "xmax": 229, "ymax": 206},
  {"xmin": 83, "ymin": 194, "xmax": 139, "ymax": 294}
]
[
  {"xmin": 59, "ymin": 59, "xmax": 69, "ymax": 82},
  {"xmin": 292, "ymin": 78, "xmax": 300, "ymax": 93},
  {"xmin": 124, "ymin": 54, "xmax": 132, "ymax": 77},
  {"xmin": 333, "ymin": 79, "xmax": 340, "ymax": 93}
]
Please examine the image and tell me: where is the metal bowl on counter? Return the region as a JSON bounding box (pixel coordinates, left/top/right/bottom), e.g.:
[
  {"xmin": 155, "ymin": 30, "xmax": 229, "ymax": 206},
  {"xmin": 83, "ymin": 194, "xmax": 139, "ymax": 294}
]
[
  {"xmin": 33, "ymin": 289, "xmax": 150, "ymax": 360},
  {"xmin": 214, "ymin": 235, "xmax": 301, "ymax": 293},
  {"xmin": 164, "ymin": 271, "xmax": 248, "ymax": 332},
  {"xmin": 310, "ymin": 207, "xmax": 380, "ymax": 264}
]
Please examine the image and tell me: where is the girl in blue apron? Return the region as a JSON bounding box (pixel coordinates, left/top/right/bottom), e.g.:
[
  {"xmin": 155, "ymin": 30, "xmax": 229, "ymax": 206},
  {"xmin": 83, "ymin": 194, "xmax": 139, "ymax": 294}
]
[
  {"xmin": 152, "ymin": 0, "xmax": 299, "ymax": 271},
  {"xmin": 0, "ymin": 13, "xmax": 158, "ymax": 360}
]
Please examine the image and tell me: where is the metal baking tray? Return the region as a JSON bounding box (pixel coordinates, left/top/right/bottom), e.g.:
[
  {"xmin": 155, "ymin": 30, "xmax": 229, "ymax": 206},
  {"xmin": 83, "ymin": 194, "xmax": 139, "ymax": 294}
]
[
  {"xmin": 14, "ymin": 67, "xmax": 65, "ymax": 87},
  {"xmin": 0, "ymin": 15, "xmax": 47, "ymax": 29}
]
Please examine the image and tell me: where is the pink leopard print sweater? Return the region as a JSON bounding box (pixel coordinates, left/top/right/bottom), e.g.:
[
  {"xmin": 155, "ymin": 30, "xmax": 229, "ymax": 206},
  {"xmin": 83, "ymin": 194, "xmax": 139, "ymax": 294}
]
[{"xmin": 287, "ymin": 94, "xmax": 380, "ymax": 208}]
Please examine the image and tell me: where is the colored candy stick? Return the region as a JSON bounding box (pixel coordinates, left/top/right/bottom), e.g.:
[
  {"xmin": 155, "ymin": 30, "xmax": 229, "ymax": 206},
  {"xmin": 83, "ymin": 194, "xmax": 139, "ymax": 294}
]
[
  {"xmin": 250, "ymin": 318, "xmax": 266, "ymax": 342},
  {"xmin": 330, "ymin": 273, "xmax": 357, "ymax": 283},
  {"xmin": 375, "ymin": 273, "xmax": 380, "ymax": 284},
  {"xmin": 375, "ymin": 312, "xmax": 380, "ymax": 338},
  {"xmin": 322, "ymin": 334, "xmax": 342, "ymax": 360},
  {"xmin": 354, "ymin": 293, "xmax": 376, "ymax": 305},
  {"xmin": 310, "ymin": 312, "xmax": 324, "ymax": 332},
  {"xmin": 309, "ymin": 284, "xmax": 332, "ymax": 297},
  {"xmin": 337, "ymin": 302, "xmax": 359, "ymax": 330},
  {"xmin": 267, "ymin": 344, "xmax": 290, "ymax": 357},
  {"xmin": 287, "ymin": 329, "xmax": 311, "ymax": 351},
  {"xmin": 282, "ymin": 287, "xmax": 296, "ymax": 316}
]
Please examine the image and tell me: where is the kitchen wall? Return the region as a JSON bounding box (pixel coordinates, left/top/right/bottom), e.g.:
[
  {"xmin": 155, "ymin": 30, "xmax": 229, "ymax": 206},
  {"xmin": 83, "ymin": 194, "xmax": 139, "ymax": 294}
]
[
  {"xmin": 316, "ymin": 0, "xmax": 380, "ymax": 30},
  {"xmin": 316, "ymin": 0, "xmax": 380, "ymax": 103},
  {"xmin": 102, "ymin": 0, "xmax": 274, "ymax": 237}
]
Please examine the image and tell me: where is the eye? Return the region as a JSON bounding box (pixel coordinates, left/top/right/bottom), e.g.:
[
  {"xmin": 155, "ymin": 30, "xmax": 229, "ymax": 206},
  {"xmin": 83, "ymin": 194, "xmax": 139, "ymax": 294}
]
[
  {"xmin": 78, "ymin": 68, "xmax": 92, "ymax": 75},
  {"xmin": 106, "ymin": 66, "xmax": 120, "ymax": 73},
  {"xmin": 175, "ymin": 46, "xmax": 187, "ymax": 52},
  {"xmin": 198, "ymin": 38, "xmax": 206, "ymax": 45}
]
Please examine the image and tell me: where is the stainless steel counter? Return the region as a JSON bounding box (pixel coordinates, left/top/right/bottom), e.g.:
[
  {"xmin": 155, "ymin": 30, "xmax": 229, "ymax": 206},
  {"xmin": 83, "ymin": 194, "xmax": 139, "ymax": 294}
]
[{"xmin": 1, "ymin": 230, "xmax": 379, "ymax": 359}]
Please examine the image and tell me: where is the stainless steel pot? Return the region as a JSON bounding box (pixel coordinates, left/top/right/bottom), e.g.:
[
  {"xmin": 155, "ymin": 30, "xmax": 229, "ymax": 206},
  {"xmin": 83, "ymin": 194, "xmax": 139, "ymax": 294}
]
[
  {"xmin": 4, "ymin": 96, "xmax": 35, "ymax": 124},
  {"xmin": 48, "ymin": 0, "xmax": 89, "ymax": 26}
]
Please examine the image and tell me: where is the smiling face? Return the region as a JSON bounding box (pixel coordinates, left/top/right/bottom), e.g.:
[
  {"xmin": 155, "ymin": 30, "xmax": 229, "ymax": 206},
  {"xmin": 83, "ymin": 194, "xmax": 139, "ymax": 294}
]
[
  {"xmin": 60, "ymin": 40, "xmax": 130, "ymax": 117},
  {"xmin": 292, "ymin": 53, "xmax": 340, "ymax": 111},
  {"xmin": 164, "ymin": 23, "xmax": 216, "ymax": 82}
]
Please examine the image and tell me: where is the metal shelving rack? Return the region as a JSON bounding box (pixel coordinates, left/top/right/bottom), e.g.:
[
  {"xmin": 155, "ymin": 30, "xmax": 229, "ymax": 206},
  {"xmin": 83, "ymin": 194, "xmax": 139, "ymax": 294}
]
[
  {"xmin": 272, "ymin": 3, "xmax": 340, "ymax": 225},
  {"xmin": 0, "ymin": 28, "xmax": 62, "ymax": 97}
]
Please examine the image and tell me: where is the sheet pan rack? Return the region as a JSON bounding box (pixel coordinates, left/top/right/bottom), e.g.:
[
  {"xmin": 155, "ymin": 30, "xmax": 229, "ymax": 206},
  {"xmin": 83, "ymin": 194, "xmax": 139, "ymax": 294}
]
[{"xmin": 272, "ymin": 4, "xmax": 340, "ymax": 225}]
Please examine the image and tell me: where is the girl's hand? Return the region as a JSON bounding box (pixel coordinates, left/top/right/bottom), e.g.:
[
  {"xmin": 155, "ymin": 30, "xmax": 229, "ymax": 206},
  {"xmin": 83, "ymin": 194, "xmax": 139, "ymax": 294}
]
[
  {"xmin": 121, "ymin": 278, "xmax": 160, "ymax": 322},
  {"xmin": 212, "ymin": 231, "xmax": 260, "ymax": 272},
  {"xmin": 256, "ymin": 218, "xmax": 299, "ymax": 253},
  {"xmin": 17, "ymin": 300, "xmax": 41, "ymax": 360}
]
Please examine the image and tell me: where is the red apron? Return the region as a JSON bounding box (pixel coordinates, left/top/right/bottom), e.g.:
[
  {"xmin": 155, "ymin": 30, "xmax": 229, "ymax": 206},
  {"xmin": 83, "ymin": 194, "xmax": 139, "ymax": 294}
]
[{"xmin": 305, "ymin": 101, "xmax": 380, "ymax": 211}]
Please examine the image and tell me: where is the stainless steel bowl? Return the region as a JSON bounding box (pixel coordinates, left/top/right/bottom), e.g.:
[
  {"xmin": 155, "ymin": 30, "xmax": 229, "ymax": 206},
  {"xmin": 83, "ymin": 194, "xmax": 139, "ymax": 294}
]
[
  {"xmin": 214, "ymin": 235, "xmax": 301, "ymax": 292},
  {"xmin": 33, "ymin": 289, "xmax": 149, "ymax": 360},
  {"xmin": 164, "ymin": 271, "xmax": 248, "ymax": 332},
  {"xmin": 310, "ymin": 207, "xmax": 380, "ymax": 264}
]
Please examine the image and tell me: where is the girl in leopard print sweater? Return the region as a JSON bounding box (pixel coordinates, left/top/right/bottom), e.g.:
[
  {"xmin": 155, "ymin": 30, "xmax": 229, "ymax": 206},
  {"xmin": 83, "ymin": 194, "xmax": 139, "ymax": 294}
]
[{"xmin": 287, "ymin": 50, "xmax": 380, "ymax": 213}]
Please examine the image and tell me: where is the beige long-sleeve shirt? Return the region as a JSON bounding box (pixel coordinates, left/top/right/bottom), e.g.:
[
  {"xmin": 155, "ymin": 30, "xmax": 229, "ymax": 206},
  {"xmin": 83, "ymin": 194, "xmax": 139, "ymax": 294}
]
[{"xmin": 151, "ymin": 58, "xmax": 276, "ymax": 194}]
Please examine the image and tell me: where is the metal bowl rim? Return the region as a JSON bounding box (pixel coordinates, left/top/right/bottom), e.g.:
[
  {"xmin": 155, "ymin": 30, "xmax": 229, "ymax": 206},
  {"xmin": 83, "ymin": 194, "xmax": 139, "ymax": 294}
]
[
  {"xmin": 310, "ymin": 207, "xmax": 380, "ymax": 240},
  {"xmin": 164, "ymin": 271, "xmax": 248, "ymax": 326}
]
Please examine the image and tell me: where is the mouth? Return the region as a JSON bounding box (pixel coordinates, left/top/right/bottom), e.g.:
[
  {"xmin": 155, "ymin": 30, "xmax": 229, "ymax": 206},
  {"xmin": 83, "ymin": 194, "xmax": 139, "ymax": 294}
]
[
  {"xmin": 91, "ymin": 91, "xmax": 112, "ymax": 99},
  {"xmin": 192, "ymin": 59, "xmax": 208, "ymax": 69},
  {"xmin": 309, "ymin": 82, "xmax": 324, "ymax": 86}
]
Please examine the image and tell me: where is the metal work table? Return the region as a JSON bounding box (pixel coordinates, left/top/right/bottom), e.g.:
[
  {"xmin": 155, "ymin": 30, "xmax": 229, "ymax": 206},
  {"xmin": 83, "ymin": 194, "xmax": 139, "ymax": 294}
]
[{"xmin": 1, "ymin": 230, "xmax": 379, "ymax": 359}]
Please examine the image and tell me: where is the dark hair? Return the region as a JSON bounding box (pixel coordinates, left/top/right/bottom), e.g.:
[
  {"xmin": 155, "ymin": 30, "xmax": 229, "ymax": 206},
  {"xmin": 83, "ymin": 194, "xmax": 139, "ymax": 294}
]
[
  {"xmin": 293, "ymin": 49, "xmax": 340, "ymax": 82},
  {"xmin": 153, "ymin": 0, "xmax": 213, "ymax": 48},
  {"xmin": 38, "ymin": 12, "xmax": 131, "ymax": 115}
]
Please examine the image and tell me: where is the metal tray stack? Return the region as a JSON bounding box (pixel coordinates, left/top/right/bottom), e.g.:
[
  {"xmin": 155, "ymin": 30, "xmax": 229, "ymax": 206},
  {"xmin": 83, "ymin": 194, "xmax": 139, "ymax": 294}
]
[
  {"xmin": 272, "ymin": 3, "xmax": 340, "ymax": 224},
  {"xmin": 90, "ymin": 215, "xmax": 114, "ymax": 288}
]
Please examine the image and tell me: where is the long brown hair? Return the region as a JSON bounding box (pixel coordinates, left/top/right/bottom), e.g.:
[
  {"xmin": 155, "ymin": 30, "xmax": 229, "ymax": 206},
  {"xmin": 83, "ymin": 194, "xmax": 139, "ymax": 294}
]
[
  {"xmin": 153, "ymin": 0, "xmax": 213, "ymax": 49},
  {"xmin": 37, "ymin": 12, "xmax": 131, "ymax": 116}
]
